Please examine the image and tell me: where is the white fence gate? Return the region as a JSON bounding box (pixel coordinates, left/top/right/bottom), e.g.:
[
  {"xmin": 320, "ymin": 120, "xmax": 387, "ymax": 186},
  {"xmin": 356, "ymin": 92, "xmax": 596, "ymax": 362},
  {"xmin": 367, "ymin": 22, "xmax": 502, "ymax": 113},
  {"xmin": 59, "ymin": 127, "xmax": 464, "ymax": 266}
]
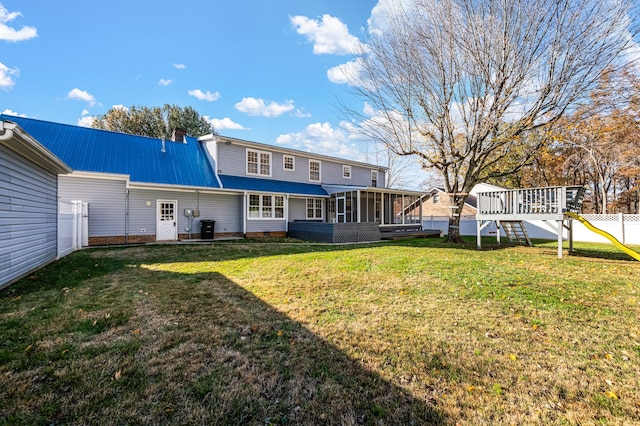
[
  {"xmin": 58, "ymin": 200, "xmax": 88, "ymax": 258},
  {"xmin": 423, "ymin": 214, "xmax": 640, "ymax": 245}
]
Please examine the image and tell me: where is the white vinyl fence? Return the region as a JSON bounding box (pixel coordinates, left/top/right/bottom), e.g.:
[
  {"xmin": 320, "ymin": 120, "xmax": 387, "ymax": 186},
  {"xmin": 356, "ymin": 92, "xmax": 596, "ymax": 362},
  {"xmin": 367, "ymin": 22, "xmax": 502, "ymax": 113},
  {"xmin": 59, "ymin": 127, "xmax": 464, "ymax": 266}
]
[
  {"xmin": 58, "ymin": 200, "xmax": 88, "ymax": 258},
  {"xmin": 423, "ymin": 214, "xmax": 640, "ymax": 245}
]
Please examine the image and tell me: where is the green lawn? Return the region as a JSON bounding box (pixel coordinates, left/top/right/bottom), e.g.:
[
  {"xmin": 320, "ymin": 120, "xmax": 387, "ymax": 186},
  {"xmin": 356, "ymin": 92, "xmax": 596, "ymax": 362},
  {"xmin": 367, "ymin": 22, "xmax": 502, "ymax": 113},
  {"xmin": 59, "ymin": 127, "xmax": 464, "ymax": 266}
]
[{"xmin": 1, "ymin": 238, "xmax": 639, "ymax": 425}]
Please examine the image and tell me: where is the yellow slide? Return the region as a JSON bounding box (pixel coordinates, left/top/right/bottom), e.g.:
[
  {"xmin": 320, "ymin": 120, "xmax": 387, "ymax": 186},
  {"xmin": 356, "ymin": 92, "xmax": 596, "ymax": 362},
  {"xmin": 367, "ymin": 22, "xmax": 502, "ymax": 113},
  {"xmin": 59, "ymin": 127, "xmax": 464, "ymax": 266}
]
[{"xmin": 566, "ymin": 212, "xmax": 640, "ymax": 261}]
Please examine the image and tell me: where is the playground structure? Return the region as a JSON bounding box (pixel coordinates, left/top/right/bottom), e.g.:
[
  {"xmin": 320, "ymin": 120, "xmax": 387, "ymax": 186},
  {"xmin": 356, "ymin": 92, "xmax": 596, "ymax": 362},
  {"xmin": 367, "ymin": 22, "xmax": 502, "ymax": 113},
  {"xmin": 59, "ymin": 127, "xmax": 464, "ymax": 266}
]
[{"xmin": 475, "ymin": 186, "xmax": 640, "ymax": 260}]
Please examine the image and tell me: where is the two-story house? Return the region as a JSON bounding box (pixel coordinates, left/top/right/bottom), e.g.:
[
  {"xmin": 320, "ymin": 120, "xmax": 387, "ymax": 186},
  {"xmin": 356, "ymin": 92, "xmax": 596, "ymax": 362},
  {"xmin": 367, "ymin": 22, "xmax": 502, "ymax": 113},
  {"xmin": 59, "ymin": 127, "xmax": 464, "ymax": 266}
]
[{"xmin": 1, "ymin": 115, "xmax": 426, "ymax": 244}]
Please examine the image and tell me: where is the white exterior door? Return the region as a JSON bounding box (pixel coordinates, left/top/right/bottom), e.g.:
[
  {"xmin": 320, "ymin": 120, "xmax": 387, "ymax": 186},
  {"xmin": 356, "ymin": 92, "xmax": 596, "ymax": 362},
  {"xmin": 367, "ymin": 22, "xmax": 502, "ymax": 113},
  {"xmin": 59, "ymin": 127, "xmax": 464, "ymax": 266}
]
[
  {"xmin": 337, "ymin": 196, "xmax": 346, "ymax": 223},
  {"xmin": 156, "ymin": 200, "xmax": 178, "ymax": 241}
]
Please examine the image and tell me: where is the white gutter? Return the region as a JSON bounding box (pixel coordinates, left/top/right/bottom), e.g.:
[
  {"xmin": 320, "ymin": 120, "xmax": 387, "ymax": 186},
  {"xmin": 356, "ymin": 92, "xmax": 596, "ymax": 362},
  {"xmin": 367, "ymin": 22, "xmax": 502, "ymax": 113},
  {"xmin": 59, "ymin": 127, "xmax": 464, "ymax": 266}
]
[{"xmin": 0, "ymin": 120, "xmax": 71, "ymax": 174}]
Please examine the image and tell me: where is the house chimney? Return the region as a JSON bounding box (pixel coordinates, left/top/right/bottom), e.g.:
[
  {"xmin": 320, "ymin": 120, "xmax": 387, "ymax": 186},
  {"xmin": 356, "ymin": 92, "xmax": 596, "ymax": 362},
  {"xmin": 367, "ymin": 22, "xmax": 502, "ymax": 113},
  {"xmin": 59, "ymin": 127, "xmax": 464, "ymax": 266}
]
[{"xmin": 172, "ymin": 127, "xmax": 187, "ymax": 142}]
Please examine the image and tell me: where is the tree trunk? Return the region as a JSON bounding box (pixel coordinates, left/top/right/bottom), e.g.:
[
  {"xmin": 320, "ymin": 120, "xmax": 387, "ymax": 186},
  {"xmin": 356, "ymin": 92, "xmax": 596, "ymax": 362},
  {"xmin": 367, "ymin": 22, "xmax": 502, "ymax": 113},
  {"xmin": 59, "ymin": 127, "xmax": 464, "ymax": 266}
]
[
  {"xmin": 445, "ymin": 194, "xmax": 467, "ymax": 243},
  {"xmin": 600, "ymin": 175, "xmax": 607, "ymax": 214}
]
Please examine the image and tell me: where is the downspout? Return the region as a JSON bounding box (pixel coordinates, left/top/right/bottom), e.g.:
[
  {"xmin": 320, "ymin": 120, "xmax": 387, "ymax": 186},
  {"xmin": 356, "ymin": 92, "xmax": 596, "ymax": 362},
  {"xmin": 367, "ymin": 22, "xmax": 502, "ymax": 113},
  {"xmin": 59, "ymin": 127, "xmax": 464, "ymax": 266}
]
[
  {"xmin": 285, "ymin": 195, "xmax": 289, "ymax": 233},
  {"xmin": 243, "ymin": 192, "xmax": 247, "ymax": 236},
  {"xmin": 357, "ymin": 190, "xmax": 361, "ymax": 223},
  {"xmin": 125, "ymin": 188, "xmax": 129, "ymax": 244},
  {"xmin": 0, "ymin": 122, "xmax": 14, "ymax": 140}
]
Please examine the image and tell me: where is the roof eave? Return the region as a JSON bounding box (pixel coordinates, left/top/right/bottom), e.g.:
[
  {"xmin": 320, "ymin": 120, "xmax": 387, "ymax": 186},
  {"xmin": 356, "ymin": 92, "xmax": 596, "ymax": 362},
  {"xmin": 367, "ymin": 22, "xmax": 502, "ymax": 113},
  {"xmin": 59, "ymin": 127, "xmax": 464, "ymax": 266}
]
[
  {"xmin": 201, "ymin": 134, "xmax": 389, "ymax": 171},
  {"xmin": 0, "ymin": 120, "xmax": 72, "ymax": 174}
]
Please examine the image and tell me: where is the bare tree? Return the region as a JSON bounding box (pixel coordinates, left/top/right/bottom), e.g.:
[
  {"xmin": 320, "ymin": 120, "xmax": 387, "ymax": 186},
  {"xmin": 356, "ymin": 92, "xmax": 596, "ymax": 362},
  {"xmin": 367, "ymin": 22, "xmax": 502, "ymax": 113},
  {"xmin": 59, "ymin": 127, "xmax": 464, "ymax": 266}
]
[
  {"xmin": 347, "ymin": 0, "xmax": 638, "ymax": 241},
  {"xmin": 359, "ymin": 140, "xmax": 416, "ymax": 188}
]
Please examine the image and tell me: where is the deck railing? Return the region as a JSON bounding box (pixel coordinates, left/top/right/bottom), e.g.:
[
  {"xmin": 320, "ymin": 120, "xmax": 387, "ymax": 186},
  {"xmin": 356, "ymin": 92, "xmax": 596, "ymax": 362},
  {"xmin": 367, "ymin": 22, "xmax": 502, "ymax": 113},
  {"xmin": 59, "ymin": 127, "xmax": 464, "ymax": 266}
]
[{"xmin": 477, "ymin": 186, "xmax": 585, "ymax": 218}]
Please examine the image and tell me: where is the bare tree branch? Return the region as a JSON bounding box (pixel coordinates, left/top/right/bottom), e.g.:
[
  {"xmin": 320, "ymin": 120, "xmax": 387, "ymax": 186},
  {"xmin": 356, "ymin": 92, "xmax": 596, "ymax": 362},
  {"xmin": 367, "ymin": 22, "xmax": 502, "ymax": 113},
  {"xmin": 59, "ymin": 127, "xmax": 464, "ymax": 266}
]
[{"xmin": 344, "ymin": 0, "xmax": 638, "ymax": 241}]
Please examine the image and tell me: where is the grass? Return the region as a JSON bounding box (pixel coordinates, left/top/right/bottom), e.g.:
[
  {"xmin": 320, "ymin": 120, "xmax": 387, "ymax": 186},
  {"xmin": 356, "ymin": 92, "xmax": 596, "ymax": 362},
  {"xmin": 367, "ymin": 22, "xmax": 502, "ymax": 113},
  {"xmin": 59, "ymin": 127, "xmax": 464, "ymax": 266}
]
[{"xmin": 0, "ymin": 237, "xmax": 639, "ymax": 425}]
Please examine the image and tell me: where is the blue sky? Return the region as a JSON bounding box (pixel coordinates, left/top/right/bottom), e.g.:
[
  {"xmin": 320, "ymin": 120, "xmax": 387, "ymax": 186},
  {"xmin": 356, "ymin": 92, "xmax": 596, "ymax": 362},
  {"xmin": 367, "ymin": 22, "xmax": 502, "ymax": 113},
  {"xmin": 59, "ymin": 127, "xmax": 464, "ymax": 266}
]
[{"xmin": 0, "ymin": 0, "xmax": 432, "ymax": 189}]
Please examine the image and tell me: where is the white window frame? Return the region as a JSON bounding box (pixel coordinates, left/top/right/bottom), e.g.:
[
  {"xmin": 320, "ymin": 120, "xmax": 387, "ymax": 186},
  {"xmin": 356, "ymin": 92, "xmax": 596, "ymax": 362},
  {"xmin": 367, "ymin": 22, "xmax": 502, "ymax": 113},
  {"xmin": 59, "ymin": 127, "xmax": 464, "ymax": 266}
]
[
  {"xmin": 246, "ymin": 148, "xmax": 272, "ymax": 177},
  {"xmin": 306, "ymin": 198, "xmax": 324, "ymax": 220},
  {"xmin": 247, "ymin": 193, "xmax": 285, "ymax": 220},
  {"xmin": 433, "ymin": 194, "xmax": 440, "ymax": 204},
  {"xmin": 371, "ymin": 170, "xmax": 378, "ymax": 187},
  {"xmin": 283, "ymin": 155, "xmax": 295, "ymax": 171},
  {"xmin": 343, "ymin": 165, "xmax": 351, "ymax": 179},
  {"xmin": 309, "ymin": 159, "xmax": 321, "ymax": 182}
]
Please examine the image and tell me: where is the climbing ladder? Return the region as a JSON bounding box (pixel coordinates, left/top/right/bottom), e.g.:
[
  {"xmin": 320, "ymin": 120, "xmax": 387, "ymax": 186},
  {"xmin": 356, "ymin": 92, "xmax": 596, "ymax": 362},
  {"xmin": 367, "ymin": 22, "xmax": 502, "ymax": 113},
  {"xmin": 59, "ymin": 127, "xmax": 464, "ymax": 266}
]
[
  {"xmin": 565, "ymin": 186, "xmax": 587, "ymax": 213},
  {"xmin": 501, "ymin": 221, "xmax": 532, "ymax": 246}
]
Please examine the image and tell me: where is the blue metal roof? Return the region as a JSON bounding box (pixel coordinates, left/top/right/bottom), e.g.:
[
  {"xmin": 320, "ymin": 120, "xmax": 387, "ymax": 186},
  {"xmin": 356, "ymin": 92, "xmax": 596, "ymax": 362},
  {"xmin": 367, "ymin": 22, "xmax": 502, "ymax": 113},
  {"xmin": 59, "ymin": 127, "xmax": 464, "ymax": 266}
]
[
  {"xmin": 0, "ymin": 115, "xmax": 220, "ymax": 188},
  {"xmin": 219, "ymin": 174, "xmax": 328, "ymax": 196}
]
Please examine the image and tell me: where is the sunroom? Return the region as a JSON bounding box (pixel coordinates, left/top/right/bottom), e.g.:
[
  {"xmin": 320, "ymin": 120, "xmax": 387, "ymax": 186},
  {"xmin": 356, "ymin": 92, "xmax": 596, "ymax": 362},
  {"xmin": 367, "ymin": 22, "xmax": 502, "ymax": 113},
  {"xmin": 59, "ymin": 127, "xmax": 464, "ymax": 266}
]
[{"xmin": 287, "ymin": 186, "xmax": 430, "ymax": 243}]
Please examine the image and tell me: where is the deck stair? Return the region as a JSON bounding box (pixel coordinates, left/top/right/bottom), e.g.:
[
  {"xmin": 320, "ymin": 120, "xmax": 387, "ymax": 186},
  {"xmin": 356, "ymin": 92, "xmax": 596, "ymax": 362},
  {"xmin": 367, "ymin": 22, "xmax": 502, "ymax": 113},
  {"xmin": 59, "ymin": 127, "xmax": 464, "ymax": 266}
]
[
  {"xmin": 565, "ymin": 186, "xmax": 587, "ymax": 213},
  {"xmin": 501, "ymin": 221, "xmax": 532, "ymax": 246}
]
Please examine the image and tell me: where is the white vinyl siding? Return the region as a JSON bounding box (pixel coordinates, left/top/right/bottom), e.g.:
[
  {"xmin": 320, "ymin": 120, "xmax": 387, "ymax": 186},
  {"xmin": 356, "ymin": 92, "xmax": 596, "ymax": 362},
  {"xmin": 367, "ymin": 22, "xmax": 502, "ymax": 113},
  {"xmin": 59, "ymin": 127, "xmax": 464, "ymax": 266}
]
[
  {"xmin": 216, "ymin": 142, "xmax": 386, "ymax": 187},
  {"xmin": 129, "ymin": 189, "xmax": 242, "ymax": 236},
  {"xmin": 59, "ymin": 176, "xmax": 126, "ymax": 237},
  {"xmin": 0, "ymin": 144, "xmax": 59, "ymax": 287}
]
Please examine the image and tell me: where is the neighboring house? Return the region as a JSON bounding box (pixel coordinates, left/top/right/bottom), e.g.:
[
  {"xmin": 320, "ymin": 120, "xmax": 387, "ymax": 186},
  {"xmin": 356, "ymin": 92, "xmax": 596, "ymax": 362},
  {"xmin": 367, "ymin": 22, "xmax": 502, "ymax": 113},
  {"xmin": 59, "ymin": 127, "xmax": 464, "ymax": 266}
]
[
  {"xmin": 405, "ymin": 183, "xmax": 509, "ymax": 219},
  {"xmin": 405, "ymin": 187, "xmax": 480, "ymax": 219},
  {"xmin": 2, "ymin": 115, "xmax": 425, "ymax": 245},
  {"xmin": 0, "ymin": 119, "xmax": 71, "ymax": 288}
]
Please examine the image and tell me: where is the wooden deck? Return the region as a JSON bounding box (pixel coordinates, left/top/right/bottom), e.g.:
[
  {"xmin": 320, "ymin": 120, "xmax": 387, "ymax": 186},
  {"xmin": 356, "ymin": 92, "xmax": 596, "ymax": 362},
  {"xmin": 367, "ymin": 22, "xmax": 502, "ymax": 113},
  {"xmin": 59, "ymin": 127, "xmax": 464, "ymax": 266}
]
[
  {"xmin": 475, "ymin": 186, "xmax": 587, "ymax": 259},
  {"xmin": 287, "ymin": 221, "xmax": 442, "ymax": 242},
  {"xmin": 379, "ymin": 223, "xmax": 442, "ymax": 240},
  {"xmin": 380, "ymin": 229, "xmax": 442, "ymax": 240},
  {"xmin": 476, "ymin": 186, "xmax": 586, "ymax": 221}
]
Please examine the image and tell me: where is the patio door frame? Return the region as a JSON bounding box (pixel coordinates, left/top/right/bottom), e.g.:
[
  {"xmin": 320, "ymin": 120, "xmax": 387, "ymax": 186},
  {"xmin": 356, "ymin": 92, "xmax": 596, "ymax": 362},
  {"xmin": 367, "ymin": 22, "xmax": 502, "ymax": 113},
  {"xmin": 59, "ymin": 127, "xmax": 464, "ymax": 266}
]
[
  {"xmin": 156, "ymin": 200, "xmax": 178, "ymax": 241},
  {"xmin": 336, "ymin": 194, "xmax": 346, "ymax": 223}
]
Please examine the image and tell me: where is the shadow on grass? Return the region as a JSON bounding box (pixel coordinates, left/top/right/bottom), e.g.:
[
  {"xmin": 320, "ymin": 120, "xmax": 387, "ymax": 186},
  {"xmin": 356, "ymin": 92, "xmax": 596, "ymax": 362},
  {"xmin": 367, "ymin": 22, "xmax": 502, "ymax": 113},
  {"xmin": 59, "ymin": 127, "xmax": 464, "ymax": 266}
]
[
  {"xmin": 0, "ymin": 254, "xmax": 446, "ymax": 425},
  {"xmin": 390, "ymin": 236, "xmax": 640, "ymax": 262}
]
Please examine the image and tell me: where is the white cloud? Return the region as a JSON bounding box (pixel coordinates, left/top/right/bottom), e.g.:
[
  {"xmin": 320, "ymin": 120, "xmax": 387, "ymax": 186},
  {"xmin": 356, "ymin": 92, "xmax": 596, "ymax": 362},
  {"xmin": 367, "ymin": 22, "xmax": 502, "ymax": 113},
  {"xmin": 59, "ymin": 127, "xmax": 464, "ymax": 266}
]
[
  {"xmin": 367, "ymin": 0, "xmax": 413, "ymax": 36},
  {"xmin": 172, "ymin": 63, "xmax": 186, "ymax": 69},
  {"xmin": 0, "ymin": 4, "xmax": 37, "ymax": 42},
  {"xmin": 291, "ymin": 14, "xmax": 365, "ymax": 55},
  {"xmin": 81, "ymin": 109, "xmax": 89, "ymax": 116},
  {"xmin": 66, "ymin": 88, "xmax": 98, "ymax": 106},
  {"xmin": 327, "ymin": 58, "xmax": 365, "ymax": 85},
  {"xmin": 235, "ymin": 97, "xmax": 295, "ymax": 118},
  {"xmin": 1, "ymin": 108, "xmax": 26, "ymax": 117},
  {"xmin": 206, "ymin": 117, "xmax": 246, "ymax": 130},
  {"xmin": 292, "ymin": 108, "xmax": 311, "ymax": 118},
  {"xmin": 0, "ymin": 62, "xmax": 18, "ymax": 90},
  {"xmin": 77, "ymin": 116, "xmax": 96, "ymax": 127},
  {"xmin": 158, "ymin": 78, "xmax": 173, "ymax": 86},
  {"xmin": 111, "ymin": 104, "xmax": 128, "ymax": 111},
  {"xmin": 276, "ymin": 122, "xmax": 363, "ymax": 159},
  {"xmin": 188, "ymin": 89, "xmax": 221, "ymax": 102}
]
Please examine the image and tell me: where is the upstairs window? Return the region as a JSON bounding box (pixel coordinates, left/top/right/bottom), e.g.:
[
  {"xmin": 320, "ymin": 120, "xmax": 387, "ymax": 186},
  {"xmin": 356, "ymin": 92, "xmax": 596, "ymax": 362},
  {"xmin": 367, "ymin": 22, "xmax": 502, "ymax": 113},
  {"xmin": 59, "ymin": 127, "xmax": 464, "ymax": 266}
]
[
  {"xmin": 371, "ymin": 170, "xmax": 378, "ymax": 187},
  {"xmin": 283, "ymin": 155, "xmax": 295, "ymax": 171},
  {"xmin": 309, "ymin": 160, "xmax": 321, "ymax": 182},
  {"xmin": 343, "ymin": 165, "xmax": 351, "ymax": 179},
  {"xmin": 247, "ymin": 151, "xmax": 258, "ymax": 175},
  {"xmin": 247, "ymin": 149, "xmax": 271, "ymax": 176},
  {"xmin": 433, "ymin": 194, "xmax": 440, "ymax": 204}
]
